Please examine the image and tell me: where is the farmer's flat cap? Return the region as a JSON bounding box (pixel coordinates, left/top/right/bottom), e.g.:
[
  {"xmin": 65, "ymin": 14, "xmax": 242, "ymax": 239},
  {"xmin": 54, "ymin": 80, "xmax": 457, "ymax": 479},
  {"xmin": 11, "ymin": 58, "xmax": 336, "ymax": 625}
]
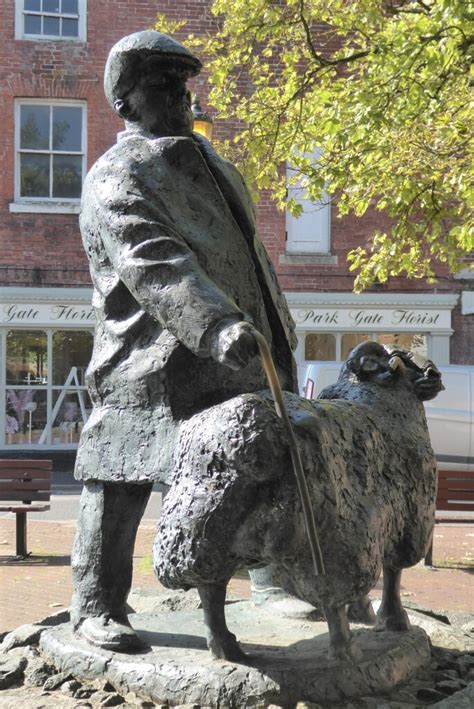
[{"xmin": 104, "ymin": 30, "xmax": 202, "ymax": 108}]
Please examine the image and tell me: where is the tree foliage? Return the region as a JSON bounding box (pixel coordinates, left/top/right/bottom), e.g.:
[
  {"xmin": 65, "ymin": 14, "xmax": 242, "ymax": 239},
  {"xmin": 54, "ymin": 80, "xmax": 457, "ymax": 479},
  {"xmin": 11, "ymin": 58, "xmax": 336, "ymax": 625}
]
[{"xmin": 157, "ymin": 1, "xmax": 474, "ymax": 290}]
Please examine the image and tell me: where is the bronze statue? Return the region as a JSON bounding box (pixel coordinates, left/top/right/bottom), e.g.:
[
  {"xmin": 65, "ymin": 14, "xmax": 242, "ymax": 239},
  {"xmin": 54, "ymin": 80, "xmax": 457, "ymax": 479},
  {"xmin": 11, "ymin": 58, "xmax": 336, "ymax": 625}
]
[
  {"xmin": 154, "ymin": 342, "xmax": 442, "ymax": 661},
  {"xmin": 71, "ymin": 30, "xmax": 441, "ymax": 664},
  {"xmin": 71, "ymin": 30, "xmax": 298, "ymax": 653}
]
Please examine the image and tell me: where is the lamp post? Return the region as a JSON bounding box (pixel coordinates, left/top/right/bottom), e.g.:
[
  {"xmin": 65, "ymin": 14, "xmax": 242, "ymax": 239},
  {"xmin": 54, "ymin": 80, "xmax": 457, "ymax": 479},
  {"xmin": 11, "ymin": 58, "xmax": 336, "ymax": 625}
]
[{"xmin": 191, "ymin": 96, "xmax": 213, "ymax": 141}]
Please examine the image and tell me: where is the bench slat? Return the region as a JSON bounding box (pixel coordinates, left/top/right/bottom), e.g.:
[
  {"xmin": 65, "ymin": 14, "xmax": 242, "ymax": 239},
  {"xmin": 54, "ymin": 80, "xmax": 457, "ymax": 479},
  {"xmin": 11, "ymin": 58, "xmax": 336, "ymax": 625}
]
[
  {"xmin": 438, "ymin": 480, "xmax": 474, "ymax": 493},
  {"xmin": 437, "ymin": 489, "xmax": 474, "ymax": 500},
  {"xmin": 436, "ymin": 501, "xmax": 474, "ymax": 511},
  {"xmin": 438, "ymin": 475, "xmax": 474, "ymax": 483},
  {"xmin": 438, "ymin": 489, "xmax": 474, "ymax": 497},
  {"xmin": 438, "ymin": 476, "xmax": 474, "ymax": 484},
  {"xmin": 0, "ymin": 492, "xmax": 50, "ymax": 502},
  {"xmin": 0, "ymin": 504, "xmax": 50, "ymax": 513},
  {"xmin": 0, "ymin": 469, "xmax": 52, "ymax": 480},
  {"xmin": 0, "ymin": 481, "xmax": 51, "ymax": 491},
  {"xmin": 0, "ymin": 460, "xmax": 52, "ymax": 470},
  {"xmin": 438, "ymin": 490, "xmax": 474, "ymax": 496}
]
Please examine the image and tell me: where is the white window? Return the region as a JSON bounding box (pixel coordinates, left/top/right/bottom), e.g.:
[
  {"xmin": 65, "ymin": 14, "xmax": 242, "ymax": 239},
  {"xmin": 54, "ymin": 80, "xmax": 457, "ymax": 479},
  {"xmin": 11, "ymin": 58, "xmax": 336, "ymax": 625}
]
[
  {"xmin": 15, "ymin": 0, "xmax": 87, "ymax": 41},
  {"xmin": 14, "ymin": 100, "xmax": 86, "ymax": 206},
  {"xmin": 286, "ymin": 149, "xmax": 331, "ymax": 254}
]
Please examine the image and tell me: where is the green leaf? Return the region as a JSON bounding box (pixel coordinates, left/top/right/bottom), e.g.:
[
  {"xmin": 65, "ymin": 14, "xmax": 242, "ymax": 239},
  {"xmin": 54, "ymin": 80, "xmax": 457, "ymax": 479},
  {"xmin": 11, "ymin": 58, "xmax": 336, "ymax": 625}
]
[{"xmin": 155, "ymin": 1, "xmax": 474, "ymax": 289}]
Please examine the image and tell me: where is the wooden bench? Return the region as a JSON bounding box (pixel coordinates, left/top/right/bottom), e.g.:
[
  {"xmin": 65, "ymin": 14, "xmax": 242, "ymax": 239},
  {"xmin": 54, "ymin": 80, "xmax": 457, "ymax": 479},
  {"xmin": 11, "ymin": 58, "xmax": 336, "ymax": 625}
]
[
  {"xmin": 425, "ymin": 469, "xmax": 474, "ymax": 566},
  {"xmin": 0, "ymin": 459, "xmax": 52, "ymax": 557}
]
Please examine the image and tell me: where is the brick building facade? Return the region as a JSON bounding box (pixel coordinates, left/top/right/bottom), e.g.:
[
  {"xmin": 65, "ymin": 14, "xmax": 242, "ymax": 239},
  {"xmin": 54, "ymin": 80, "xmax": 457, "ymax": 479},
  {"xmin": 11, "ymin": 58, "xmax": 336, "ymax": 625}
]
[{"xmin": 0, "ymin": 0, "xmax": 472, "ymax": 452}]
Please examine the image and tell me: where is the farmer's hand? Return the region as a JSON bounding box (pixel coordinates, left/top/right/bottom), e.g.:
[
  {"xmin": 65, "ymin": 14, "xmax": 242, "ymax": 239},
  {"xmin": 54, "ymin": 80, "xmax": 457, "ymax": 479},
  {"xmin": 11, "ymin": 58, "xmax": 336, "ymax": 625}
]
[{"xmin": 211, "ymin": 320, "xmax": 259, "ymax": 370}]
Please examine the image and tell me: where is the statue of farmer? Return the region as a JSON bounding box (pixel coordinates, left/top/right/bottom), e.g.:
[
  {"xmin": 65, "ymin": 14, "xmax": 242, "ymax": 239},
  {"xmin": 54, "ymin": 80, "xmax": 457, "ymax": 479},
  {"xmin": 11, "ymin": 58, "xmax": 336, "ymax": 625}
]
[{"xmin": 71, "ymin": 30, "xmax": 307, "ymax": 654}]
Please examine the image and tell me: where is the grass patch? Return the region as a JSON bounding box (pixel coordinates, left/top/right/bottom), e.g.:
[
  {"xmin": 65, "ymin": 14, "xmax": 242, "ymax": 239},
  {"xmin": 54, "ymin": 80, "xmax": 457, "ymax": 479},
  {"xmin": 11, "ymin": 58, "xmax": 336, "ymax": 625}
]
[
  {"xmin": 433, "ymin": 558, "xmax": 474, "ymax": 570},
  {"xmin": 137, "ymin": 554, "xmax": 154, "ymax": 573}
]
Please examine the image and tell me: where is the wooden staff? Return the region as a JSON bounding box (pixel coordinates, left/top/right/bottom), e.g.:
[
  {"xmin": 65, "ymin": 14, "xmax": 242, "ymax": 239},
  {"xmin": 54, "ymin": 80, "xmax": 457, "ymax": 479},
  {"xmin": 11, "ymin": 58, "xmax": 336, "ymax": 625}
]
[{"xmin": 244, "ymin": 324, "xmax": 325, "ymax": 576}]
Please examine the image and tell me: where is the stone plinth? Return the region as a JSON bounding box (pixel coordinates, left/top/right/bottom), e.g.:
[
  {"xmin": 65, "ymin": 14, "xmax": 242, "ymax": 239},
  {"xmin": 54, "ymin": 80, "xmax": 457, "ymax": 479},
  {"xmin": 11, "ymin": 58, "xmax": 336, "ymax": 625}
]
[{"xmin": 40, "ymin": 600, "xmax": 431, "ymax": 707}]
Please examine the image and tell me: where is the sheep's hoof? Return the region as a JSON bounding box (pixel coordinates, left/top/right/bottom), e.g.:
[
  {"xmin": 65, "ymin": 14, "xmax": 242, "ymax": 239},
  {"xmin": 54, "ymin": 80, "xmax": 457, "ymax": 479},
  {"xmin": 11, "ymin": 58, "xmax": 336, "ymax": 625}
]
[
  {"xmin": 375, "ymin": 609, "xmax": 411, "ymax": 632},
  {"xmin": 208, "ymin": 631, "xmax": 249, "ymax": 663},
  {"xmin": 347, "ymin": 597, "xmax": 376, "ymax": 625}
]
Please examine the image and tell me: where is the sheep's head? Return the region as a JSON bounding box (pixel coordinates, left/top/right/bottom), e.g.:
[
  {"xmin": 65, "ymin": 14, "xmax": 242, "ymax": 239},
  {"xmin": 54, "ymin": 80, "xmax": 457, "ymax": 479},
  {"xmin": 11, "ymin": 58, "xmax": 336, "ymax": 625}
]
[
  {"xmin": 343, "ymin": 342, "xmax": 398, "ymax": 385},
  {"xmin": 384, "ymin": 345, "xmax": 444, "ymax": 401},
  {"xmin": 342, "ymin": 341, "xmax": 444, "ymax": 401}
]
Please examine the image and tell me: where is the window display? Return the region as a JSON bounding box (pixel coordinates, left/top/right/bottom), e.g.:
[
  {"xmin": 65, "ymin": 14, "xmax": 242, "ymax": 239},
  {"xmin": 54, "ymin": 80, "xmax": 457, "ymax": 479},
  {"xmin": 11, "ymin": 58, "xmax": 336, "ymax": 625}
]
[
  {"xmin": 6, "ymin": 330, "xmax": 48, "ymax": 384},
  {"xmin": 304, "ymin": 333, "xmax": 336, "ymax": 361},
  {"xmin": 1, "ymin": 327, "xmax": 92, "ymax": 447},
  {"xmin": 52, "ymin": 330, "xmax": 92, "ymax": 385},
  {"xmin": 303, "ymin": 331, "xmax": 428, "ymax": 362},
  {"xmin": 341, "ymin": 333, "xmax": 372, "ymax": 361},
  {"xmin": 376, "ymin": 333, "xmax": 427, "ymax": 357},
  {"xmin": 5, "ymin": 389, "xmax": 47, "ymax": 445},
  {"xmin": 51, "ymin": 388, "xmax": 91, "ymax": 444}
]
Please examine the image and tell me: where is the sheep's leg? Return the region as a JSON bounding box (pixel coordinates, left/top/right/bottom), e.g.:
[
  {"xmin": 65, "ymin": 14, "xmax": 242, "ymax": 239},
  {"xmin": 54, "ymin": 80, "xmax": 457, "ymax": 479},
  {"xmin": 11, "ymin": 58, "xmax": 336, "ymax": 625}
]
[
  {"xmin": 347, "ymin": 594, "xmax": 376, "ymax": 625},
  {"xmin": 375, "ymin": 567, "xmax": 411, "ymax": 631},
  {"xmin": 324, "ymin": 604, "xmax": 362, "ymax": 663},
  {"xmin": 198, "ymin": 582, "xmax": 248, "ymax": 662}
]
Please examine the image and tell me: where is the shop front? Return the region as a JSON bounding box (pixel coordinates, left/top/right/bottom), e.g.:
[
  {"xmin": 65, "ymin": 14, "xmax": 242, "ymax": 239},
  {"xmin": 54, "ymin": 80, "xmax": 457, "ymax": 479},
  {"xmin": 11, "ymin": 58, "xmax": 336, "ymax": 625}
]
[
  {"xmin": 1, "ymin": 287, "xmax": 459, "ymax": 449},
  {"xmin": 285, "ymin": 293, "xmax": 458, "ymax": 381},
  {"xmin": 0, "ymin": 287, "xmax": 93, "ymax": 450}
]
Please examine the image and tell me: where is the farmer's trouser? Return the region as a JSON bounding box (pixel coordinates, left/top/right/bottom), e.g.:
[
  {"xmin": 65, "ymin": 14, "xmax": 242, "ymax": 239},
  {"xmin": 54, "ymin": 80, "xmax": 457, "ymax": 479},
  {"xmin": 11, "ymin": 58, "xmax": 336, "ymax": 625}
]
[{"xmin": 70, "ymin": 480, "xmax": 152, "ymax": 627}]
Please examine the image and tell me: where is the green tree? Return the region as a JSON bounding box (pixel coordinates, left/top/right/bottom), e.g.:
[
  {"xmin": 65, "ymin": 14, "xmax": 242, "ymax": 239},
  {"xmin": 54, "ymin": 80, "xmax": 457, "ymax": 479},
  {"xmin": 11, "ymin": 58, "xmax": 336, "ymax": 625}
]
[{"xmin": 157, "ymin": 0, "xmax": 473, "ymax": 290}]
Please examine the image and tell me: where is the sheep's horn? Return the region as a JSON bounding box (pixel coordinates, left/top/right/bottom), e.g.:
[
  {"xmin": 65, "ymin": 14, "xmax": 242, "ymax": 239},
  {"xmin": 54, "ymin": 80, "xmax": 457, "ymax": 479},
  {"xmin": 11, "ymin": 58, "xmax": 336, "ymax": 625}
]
[{"xmin": 389, "ymin": 355, "xmax": 406, "ymax": 372}]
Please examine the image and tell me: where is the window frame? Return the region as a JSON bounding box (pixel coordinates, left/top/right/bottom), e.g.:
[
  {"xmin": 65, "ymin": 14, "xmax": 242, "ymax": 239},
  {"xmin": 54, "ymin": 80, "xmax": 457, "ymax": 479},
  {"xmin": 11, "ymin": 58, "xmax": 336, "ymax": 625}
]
[
  {"xmin": 15, "ymin": 0, "xmax": 87, "ymax": 42},
  {"xmin": 285, "ymin": 149, "xmax": 331, "ymax": 255},
  {"xmin": 14, "ymin": 98, "xmax": 87, "ymax": 207}
]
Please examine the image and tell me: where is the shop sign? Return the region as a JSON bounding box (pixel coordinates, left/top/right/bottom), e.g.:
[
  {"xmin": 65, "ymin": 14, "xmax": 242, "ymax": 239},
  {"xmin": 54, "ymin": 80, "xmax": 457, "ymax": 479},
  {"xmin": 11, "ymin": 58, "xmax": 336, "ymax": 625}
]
[
  {"xmin": 291, "ymin": 307, "xmax": 450, "ymax": 331},
  {"xmin": 1, "ymin": 303, "xmax": 95, "ymax": 327}
]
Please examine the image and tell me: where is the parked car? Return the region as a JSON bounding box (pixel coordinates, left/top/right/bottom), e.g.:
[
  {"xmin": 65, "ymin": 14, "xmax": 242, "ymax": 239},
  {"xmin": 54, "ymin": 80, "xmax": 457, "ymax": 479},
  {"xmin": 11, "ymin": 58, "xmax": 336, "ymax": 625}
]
[{"xmin": 301, "ymin": 362, "xmax": 473, "ymax": 472}]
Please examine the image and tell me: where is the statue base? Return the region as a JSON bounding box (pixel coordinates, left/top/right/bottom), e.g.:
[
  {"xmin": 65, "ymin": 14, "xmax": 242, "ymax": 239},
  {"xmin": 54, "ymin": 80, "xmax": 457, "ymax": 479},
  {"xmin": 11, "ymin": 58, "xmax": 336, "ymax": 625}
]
[{"xmin": 40, "ymin": 600, "xmax": 431, "ymax": 707}]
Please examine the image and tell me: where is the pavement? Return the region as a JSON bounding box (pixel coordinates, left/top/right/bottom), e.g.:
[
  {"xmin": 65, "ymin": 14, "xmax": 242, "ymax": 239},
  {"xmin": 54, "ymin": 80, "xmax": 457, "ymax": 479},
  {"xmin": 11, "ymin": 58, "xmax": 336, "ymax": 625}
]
[{"xmin": 0, "ymin": 472, "xmax": 473, "ymax": 634}]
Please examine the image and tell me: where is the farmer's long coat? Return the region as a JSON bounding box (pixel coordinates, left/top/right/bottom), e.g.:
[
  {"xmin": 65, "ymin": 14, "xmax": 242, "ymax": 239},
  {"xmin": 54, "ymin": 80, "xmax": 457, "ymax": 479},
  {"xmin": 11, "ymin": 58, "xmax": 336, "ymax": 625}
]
[{"xmin": 75, "ymin": 127, "xmax": 298, "ymax": 483}]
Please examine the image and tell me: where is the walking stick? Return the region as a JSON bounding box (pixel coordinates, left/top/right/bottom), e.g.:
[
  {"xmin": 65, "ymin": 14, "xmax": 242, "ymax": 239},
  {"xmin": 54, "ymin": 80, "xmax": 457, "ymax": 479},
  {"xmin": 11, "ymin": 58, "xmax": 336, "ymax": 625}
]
[{"xmin": 243, "ymin": 323, "xmax": 325, "ymax": 577}]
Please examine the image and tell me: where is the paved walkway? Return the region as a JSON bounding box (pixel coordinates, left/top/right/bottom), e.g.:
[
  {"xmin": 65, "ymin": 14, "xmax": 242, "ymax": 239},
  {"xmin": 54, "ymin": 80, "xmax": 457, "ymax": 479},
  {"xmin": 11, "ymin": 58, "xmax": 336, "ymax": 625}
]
[{"xmin": 0, "ymin": 482, "xmax": 472, "ymax": 633}]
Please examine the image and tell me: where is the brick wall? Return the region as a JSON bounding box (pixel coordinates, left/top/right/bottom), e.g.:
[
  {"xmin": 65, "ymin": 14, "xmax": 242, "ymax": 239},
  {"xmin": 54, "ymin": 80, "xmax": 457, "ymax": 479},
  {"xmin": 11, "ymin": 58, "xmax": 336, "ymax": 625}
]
[{"xmin": 0, "ymin": 0, "xmax": 228, "ymax": 288}]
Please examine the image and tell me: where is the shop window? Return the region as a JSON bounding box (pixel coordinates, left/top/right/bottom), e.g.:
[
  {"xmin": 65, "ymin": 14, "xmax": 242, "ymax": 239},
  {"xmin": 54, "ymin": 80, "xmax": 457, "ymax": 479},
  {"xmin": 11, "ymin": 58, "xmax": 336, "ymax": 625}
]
[
  {"xmin": 6, "ymin": 330, "xmax": 48, "ymax": 385},
  {"xmin": 15, "ymin": 100, "xmax": 86, "ymax": 202},
  {"xmin": 53, "ymin": 330, "xmax": 93, "ymax": 386},
  {"xmin": 2, "ymin": 327, "xmax": 92, "ymax": 447},
  {"xmin": 51, "ymin": 388, "xmax": 91, "ymax": 444},
  {"xmin": 16, "ymin": 0, "xmax": 86, "ymax": 41},
  {"xmin": 305, "ymin": 333, "xmax": 336, "ymax": 361},
  {"xmin": 6, "ymin": 389, "xmax": 47, "ymax": 445},
  {"xmin": 341, "ymin": 333, "xmax": 372, "ymax": 361},
  {"xmin": 377, "ymin": 333, "xmax": 428, "ymax": 358},
  {"xmin": 286, "ymin": 149, "xmax": 330, "ymax": 253}
]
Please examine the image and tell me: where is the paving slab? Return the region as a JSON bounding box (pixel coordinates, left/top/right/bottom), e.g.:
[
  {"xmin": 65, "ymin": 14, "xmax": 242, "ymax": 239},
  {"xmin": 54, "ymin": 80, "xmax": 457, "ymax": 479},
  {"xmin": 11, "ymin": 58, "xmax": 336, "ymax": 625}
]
[{"xmin": 40, "ymin": 600, "xmax": 431, "ymax": 708}]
